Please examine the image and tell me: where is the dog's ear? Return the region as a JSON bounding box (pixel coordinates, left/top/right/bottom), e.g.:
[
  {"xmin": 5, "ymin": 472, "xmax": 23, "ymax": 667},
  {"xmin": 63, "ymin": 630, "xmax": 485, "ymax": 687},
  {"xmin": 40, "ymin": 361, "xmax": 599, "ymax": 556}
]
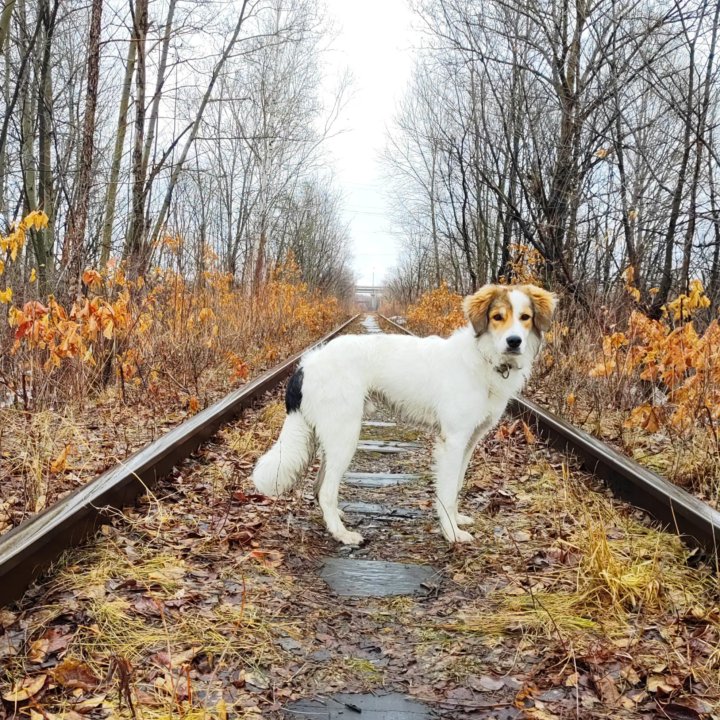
[
  {"xmin": 523, "ymin": 285, "xmax": 557, "ymax": 333},
  {"xmin": 463, "ymin": 285, "xmax": 500, "ymax": 336}
]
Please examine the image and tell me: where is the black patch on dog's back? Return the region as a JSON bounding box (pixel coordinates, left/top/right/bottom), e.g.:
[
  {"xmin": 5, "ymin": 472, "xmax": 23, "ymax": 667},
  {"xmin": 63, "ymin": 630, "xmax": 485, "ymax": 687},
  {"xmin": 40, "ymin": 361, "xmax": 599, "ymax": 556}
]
[{"xmin": 285, "ymin": 368, "xmax": 304, "ymax": 413}]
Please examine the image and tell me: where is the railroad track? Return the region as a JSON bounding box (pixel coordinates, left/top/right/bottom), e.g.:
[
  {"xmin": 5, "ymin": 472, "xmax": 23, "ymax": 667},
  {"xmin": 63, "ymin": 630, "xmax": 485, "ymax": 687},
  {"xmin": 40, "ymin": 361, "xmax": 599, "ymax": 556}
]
[
  {"xmin": 0, "ymin": 315, "xmax": 360, "ymax": 607},
  {"xmin": 2, "ymin": 313, "xmax": 720, "ymax": 719}
]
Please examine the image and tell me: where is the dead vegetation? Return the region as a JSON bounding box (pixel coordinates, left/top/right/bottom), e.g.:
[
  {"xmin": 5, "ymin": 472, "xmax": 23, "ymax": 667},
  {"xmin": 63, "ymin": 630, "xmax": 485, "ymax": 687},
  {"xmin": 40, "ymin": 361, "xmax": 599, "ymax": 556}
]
[
  {"xmin": 0, "ymin": 260, "xmax": 345, "ymax": 534},
  {"xmin": 1, "ymin": 380, "xmax": 718, "ymax": 719}
]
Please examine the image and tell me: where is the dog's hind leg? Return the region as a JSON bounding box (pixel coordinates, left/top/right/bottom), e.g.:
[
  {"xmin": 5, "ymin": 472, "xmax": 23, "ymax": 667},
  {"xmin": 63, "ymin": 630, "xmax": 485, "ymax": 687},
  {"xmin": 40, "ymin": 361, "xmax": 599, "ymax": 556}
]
[
  {"xmin": 313, "ymin": 453, "xmax": 345, "ymax": 520},
  {"xmin": 315, "ymin": 420, "xmax": 363, "ymax": 546},
  {"xmin": 434, "ymin": 435, "xmax": 474, "ymax": 543},
  {"xmin": 313, "ymin": 454, "xmax": 325, "ymax": 500}
]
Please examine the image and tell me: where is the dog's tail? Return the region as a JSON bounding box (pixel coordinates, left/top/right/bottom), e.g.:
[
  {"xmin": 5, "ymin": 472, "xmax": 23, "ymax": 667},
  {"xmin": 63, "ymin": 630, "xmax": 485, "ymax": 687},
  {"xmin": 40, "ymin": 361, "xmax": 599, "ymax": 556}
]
[{"xmin": 252, "ymin": 411, "xmax": 313, "ymax": 496}]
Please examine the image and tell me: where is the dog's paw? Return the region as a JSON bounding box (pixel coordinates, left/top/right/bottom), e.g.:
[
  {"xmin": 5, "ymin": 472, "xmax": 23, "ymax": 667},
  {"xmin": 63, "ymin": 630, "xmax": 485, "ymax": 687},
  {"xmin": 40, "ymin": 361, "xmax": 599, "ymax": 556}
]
[
  {"xmin": 336, "ymin": 530, "xmax": 364, "ymax": 546},
  {"xmin": 447, "ymin": 528, "xmax": 474, "ymax": 543},
  {"xmin": 456, "ymin": 513, "xmax": 474, "ymax": 526}
]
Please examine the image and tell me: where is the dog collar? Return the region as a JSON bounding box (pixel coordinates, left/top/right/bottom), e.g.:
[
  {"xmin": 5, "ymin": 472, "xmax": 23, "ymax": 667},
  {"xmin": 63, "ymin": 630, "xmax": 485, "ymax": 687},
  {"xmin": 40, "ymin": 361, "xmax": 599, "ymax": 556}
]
[{"xmin": 494, "ymin": 363, "xmax": 512, "ymax": 379}]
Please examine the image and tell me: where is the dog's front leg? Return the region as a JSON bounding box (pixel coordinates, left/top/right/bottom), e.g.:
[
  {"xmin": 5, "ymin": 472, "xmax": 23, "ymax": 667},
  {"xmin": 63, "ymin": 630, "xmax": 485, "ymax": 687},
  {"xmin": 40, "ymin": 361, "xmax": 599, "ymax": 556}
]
[
  {"xmin": 434, "ymin": 436, "xmax": 474, "ymax": 543},
  {"xmin": 455, "ymin": 421, "xmax": 492, "ymax": 526}
]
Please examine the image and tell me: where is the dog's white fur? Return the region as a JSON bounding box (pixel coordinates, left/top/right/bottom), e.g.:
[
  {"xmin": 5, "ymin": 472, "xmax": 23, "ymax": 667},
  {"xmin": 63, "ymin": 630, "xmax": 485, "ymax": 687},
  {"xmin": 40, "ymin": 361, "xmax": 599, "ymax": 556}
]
[{"xmin": 252, "ymin": 284, "xmax": 557, "ymax": 545}]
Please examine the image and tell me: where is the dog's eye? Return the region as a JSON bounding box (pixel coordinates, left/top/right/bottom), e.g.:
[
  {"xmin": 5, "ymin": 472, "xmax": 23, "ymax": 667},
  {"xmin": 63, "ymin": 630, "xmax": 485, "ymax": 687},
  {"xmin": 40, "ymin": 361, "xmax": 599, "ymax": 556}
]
[
  {"xmin": 492, "ymin": 314, "xmax": 503, "ymax": 321},
  {"xmin": 520, "ymin": 313, "xmax": 531, "ymax": 321}
]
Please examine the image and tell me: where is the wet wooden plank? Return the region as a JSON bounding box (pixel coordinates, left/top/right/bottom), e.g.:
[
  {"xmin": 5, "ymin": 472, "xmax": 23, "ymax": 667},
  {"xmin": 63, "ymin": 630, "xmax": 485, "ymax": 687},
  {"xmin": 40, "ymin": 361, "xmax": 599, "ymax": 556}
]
[
  {"xmin": 339, "ymin": 501, "xmax": 422, "ymax": 519},
  {"xmin": 357, "ymin": 440, "xmax": 422, "ymax": 454},
  {"xmin": 320, "ymin": 558, "xmax": 439, "ymax": 597},
  {"xmin": 285, "ymin": 692, "xmax": 435, "ymax": 718},
  {"xmin": 344, "ymin": 472, "xmax": 418, "ymax": 488},
  {"xmin": 361, "ymin": 316, "xmax": 383, "ymax": 334}
]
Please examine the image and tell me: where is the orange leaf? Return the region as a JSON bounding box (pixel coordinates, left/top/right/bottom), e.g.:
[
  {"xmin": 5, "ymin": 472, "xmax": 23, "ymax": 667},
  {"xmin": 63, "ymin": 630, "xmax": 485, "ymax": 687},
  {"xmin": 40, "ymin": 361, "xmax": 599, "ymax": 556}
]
[
  {"xmin": 50, "ymin": 445, "xmax": 72, "ymax": 474},
  {"xmin": 521, "ymin": 421, "xmax": 537, "ymax": 445},
  {"xmin": 51, "ymin": 658, "xmax": 100, "ymax": 691}
]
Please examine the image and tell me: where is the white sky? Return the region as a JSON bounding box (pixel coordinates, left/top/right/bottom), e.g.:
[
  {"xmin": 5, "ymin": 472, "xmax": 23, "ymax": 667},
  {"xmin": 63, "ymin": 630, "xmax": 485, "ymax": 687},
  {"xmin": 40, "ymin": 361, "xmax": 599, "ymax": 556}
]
[{"xmin": 322, "ymin": 0, "xmax": 416, "ymax": 287}]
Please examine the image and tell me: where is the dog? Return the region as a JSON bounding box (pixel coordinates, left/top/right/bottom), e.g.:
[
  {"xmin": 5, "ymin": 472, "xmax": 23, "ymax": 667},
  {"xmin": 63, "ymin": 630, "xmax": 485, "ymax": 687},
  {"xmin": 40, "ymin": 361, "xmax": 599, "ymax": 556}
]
[{"xmin": 251, "ymin": 283, "xmax": 557, "ymax": 545}]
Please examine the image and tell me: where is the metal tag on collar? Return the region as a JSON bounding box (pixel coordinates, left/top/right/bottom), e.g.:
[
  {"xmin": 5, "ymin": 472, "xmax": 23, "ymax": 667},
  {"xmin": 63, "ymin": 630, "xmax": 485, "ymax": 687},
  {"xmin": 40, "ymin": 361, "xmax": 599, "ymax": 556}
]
[{"xmin": 496, "ymin": 363, "xmax": 510, "ymax": 379}]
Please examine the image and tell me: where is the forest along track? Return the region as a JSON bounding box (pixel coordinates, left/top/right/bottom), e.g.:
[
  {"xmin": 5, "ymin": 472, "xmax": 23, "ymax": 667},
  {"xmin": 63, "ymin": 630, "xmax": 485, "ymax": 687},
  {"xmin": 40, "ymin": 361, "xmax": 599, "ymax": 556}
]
[{"xmin": 0, "ymin": 315, "xmax": 719, "ymax": 719}]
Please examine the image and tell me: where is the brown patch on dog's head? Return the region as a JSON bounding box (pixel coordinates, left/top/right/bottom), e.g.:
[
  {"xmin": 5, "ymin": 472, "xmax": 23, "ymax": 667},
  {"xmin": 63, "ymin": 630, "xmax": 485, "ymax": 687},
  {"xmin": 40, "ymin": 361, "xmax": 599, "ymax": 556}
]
[
  {"xmin": 463, "ymin": 285, "xmax": 508, "ymax": 336},
  {"xmin": 520, "ymin": 284, "xmax": 557, "ymax": 333}
]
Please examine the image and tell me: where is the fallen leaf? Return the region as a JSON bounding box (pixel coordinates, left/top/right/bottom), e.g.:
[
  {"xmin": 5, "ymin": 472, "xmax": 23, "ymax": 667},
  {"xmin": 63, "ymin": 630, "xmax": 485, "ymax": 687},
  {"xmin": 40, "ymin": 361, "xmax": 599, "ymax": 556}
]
[
  {"xmin": 647, "ymin": 674, "xmax": 679, "ymax": 694},
  {"xmin": 72, "ymin": 694, "xmax": 107, "ymax": 710},
  {"xmin": 512, "ymin": 530, "xmax": 531, "ymax": 542},
  {"xmin": 133, "ymin": 595, "xmax": 163, "ymax": 617},
  {"xmin": 564, "ymin": 672, "xmax": 579, "ymax": 687},
  {"xmin": 2, "ymin": 674, "xmax": 47, "ymax": 702},
  {"xmin": 593, "ymin": 673, "xmax": 620, "ymax": 706},
  {"xmin": 659, "ymin": 702, "xmax": 703, "ymax": 720},
  {"xmin": 51, "ymin": 659, "xmax": 100, "ymax": 691},
  {"xmin": 471, "ymin": 675, "xmax": 505, "ymax": 692},
  {"xmin": 50, "ymin": 444, "xmax": 72, "ymax": 474},
  {"xmin": 620, "ymin": 665, "xmax": 641, "ymax": 686},
  {"xmin": 44, "ymin": 627, "xmax": 75, "ymax": 655},
  {"xmin": 27, "ymin": 638, "xmax": 50, "ymax": 663},
  {"xmin": 521, "ymin": 421, "xmax": 537, "ymax": 444},
  {"xmin": 152, "ymin": 646, "xmax": 200, "ymax": 669},
  {"xmin": 0, "ymin": 609, "xmax": 17, "ymax": 628},
  {"xmin": 248, "ymin": 549, "xmax": 283, "ymax": 568}
]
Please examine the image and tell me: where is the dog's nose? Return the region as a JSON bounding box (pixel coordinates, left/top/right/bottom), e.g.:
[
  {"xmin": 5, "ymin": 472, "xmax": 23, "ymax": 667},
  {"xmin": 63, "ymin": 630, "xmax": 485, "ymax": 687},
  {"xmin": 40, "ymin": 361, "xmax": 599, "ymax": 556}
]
[{"xmin": 506, "ymin": 335, "xmax": 522, "ymax": 350}]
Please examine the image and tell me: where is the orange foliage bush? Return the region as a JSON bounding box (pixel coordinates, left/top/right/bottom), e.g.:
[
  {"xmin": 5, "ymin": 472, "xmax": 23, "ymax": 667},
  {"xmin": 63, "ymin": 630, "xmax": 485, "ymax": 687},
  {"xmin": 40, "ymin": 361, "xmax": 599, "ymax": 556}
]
[
  {"xmin": 405, "ymin": 283, "xmax": 465, "ymax": 337},
  {"xmin": 0, "ymin": 214, "xmax": 343, "ymax": 410},
  {"xmin": 404, "ymin": 246, "xmax": 546, "ymax": 337},
  {"xmin": 589, "ymin": 279, "xmax": 719, "ymax": 434}
]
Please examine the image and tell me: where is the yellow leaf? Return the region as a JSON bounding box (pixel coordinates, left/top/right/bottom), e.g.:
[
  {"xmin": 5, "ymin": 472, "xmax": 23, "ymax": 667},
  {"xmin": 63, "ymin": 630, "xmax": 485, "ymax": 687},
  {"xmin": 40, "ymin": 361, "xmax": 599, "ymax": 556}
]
[
  {"xmin": 566, "ymin": 393, "xmax": 576, "ymax": 407},
  {"xmin": 0, "ymin": 259, "xmax": 4, "ymax": 275},
  {"xmin": 0, "ymin": 287, "xmax": 12, "ymax": 303},
  {"xmin": 29, "ymin": 267, "xmax": 36, "ymax": 282}
]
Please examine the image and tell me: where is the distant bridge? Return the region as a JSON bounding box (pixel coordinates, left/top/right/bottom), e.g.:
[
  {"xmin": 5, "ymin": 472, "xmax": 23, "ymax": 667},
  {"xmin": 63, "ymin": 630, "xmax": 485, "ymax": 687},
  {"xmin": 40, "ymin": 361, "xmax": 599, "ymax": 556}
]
[{"xmin": 355, "ymin": 285, "xmax": 385, "ymax": 311}]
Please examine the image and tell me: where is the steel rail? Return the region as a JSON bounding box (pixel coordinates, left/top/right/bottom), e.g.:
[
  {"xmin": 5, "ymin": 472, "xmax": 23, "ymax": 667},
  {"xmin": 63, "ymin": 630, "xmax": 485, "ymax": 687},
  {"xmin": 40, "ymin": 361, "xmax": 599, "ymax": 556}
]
[
  {"xmin": 378, "ymin": 314, "xmax": 720, "ymax": 557},
  {"xmin": 0, "ymin": 315, "xmax": 360, "ymax": 607}
]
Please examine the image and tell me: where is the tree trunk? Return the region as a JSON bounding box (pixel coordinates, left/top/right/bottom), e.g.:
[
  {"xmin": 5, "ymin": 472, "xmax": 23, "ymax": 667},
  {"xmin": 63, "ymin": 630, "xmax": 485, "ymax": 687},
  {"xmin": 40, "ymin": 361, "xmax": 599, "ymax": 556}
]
[
  {"xmin": 63, "ymin": 0, "xmax": 102, "ymax": 295},
  {"xmin": 679, "ymin": 0, "xmax": 718, "ymax": 292},
  {"xmin": 100, "ymin": 28, "xmax": 136, "ymax": 266},
  {"xmin": 649, "ymin": 34, "xmax": 697, "ymax": 318},
  {"xmin": 124, "ymin": 0, "xmax": 149, "ymax": 273}
]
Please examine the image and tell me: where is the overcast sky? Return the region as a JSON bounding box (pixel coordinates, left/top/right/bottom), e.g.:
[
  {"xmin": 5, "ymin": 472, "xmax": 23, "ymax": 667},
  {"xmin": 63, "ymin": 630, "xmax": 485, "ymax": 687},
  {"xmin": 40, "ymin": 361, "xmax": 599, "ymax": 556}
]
[{"xmin": 322, "ymin": 0, "xmax": 416, "ymax": 287}]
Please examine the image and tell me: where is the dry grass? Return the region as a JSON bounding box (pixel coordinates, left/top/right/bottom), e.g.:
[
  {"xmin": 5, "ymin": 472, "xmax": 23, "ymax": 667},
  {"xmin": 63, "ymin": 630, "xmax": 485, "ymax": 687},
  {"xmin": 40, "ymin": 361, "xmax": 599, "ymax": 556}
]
[{"xmin": 439, "ymin": 457, "xmax": 720, "ymax": 691}]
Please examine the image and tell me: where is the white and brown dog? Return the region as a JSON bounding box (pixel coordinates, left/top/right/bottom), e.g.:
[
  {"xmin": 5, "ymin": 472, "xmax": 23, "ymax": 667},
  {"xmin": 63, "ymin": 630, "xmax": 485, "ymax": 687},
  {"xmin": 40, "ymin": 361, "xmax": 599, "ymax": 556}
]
[{"xmin": 252, "ymin": 284, "xmax": 557, "ymax": 545}]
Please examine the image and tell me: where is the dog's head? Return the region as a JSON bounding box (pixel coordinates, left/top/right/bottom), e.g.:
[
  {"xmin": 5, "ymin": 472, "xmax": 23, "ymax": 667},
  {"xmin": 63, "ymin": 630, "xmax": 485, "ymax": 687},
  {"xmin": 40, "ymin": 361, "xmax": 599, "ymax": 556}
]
[{"xmin": 463, "ymin": 284, "xmax": 557, "ymax": 360}]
